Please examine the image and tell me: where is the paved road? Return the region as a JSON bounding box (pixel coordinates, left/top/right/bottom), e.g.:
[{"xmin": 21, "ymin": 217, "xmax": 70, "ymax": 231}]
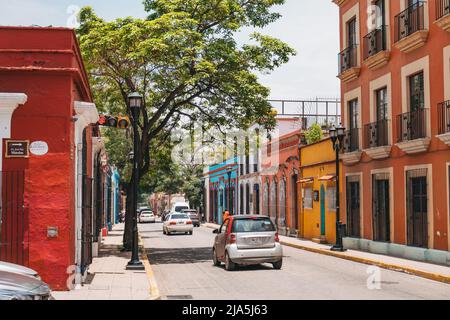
[{"xmin": 140, "ymin": 220, "xmax": 450, "ymax": 300}]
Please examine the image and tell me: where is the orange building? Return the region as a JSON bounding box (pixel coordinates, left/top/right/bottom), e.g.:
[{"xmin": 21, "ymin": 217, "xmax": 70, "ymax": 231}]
[
  {"xmin": 334, "ymin": 0, "xmax": 450, "ymax": 263},
  {"xmin": 261, "ymin": 130, "xmax": 302, "ymax": 236}
]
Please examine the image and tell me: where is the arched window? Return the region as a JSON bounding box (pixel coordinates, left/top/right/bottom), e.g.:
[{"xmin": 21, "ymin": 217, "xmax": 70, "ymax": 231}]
[
  {"xmin": 279, "ymin": 177, "xmax": 287, "ymax": 228},
  {"xmin": 263, "ymin": 180, "xmax": 269, "ymax": 216}
]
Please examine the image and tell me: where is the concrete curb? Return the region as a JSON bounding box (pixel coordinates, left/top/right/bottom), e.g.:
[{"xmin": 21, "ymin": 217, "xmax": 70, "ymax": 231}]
[
  {"xmin": 280, "ymin": 241, "xmax": 450, "ymax": 285},
  {"xmin": 204, "ymin": 222, "xmax": 450, "ymax": 285},
  {"xmin": 138, "ymin": 233, "xmax": 161, "ymax": 300}
]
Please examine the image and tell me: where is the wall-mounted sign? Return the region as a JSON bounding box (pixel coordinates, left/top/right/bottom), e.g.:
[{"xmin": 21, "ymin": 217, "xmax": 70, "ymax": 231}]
[
  {"xmin": 5, "ymin": 140, "xmax": 29, "ymax": 158},
  {"xmin": 30, "ymin": 141, "xmax": 49, "ymax": 156},
  {"xmin": 313, "ymin": 190, "xmax": 320, "ymax": 202}
]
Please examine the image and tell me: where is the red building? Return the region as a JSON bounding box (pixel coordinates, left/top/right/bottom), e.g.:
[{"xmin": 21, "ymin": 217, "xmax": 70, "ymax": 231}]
[
  {"xmin": 0, "ymin": 26, "xmax": 106, "ymax": 290},
  {"xmin": 334, "ymin": 0, "xmax": 450, "ymax": 263}
]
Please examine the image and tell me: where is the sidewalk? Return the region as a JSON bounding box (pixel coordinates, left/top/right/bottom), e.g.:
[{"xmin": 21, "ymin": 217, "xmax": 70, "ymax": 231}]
[
  {"xmin": 52, "ymin": 224, "xmax": 152, "ymax": 300},
  {"xmin": 203, "ymin": 222, "xmax": 450, "ymax": 284}
]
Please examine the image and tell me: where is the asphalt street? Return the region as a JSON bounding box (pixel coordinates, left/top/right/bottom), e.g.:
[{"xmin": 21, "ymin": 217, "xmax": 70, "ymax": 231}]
[{"xmin": 140, "ymin": 220, "xmax": 450, "ymax": 300}]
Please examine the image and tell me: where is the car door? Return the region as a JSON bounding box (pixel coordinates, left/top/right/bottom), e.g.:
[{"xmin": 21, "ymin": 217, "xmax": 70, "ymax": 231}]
[{"xmin": 215, "ymin": 219, "xmax": 229, "ymax": 259}]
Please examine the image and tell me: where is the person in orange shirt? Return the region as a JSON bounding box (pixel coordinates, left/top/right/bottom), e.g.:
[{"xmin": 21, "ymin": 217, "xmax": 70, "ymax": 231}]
[{"xmin": 222, "ymin": 210, "xmax": 230, "ymax": 222}]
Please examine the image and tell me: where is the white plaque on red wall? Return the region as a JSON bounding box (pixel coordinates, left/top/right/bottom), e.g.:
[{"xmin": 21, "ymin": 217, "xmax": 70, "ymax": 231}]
[{"xmin": 30, "ymin": 141, "xmax": 49, "ymax": 156}]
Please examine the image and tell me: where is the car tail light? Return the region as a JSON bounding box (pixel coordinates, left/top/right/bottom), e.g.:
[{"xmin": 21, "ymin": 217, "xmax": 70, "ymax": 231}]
[
  {"xmin": 170, "ymin": 222, "xmax": 177, "ymax": 225},
  {"xmin": 186, "ymin": 221, "xmax": 193, "ymax": 225},
  {"xmin": 275, "ymin": 233, "xmax": 280, "ymax": 243},
  {"xmin": 227, "ymin": 233, "xmax": 236, "ymax": 244}
]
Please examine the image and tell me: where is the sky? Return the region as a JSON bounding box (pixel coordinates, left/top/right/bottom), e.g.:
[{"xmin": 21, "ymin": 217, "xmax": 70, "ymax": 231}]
[{"xmin": 0, "ymin": 0, "xmax": 340, "ymax": 100}]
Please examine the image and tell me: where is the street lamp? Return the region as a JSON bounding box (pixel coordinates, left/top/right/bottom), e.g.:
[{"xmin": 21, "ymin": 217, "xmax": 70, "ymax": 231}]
[
  {"xmin": 226, "ymin": 166, "xmax": 233, "ymax": 214},
  {"xmin": 126, "ymin": 92, "xmax": 145, "ymax": 270},
  {"xmin": 330, "ymin": 124, "xmax": 347, "ymax": 252}
]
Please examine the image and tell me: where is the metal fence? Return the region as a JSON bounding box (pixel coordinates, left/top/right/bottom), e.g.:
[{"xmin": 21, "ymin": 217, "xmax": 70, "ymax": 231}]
[
  {"xmin": 268, "ymin": 99, "xmax": 341, "ymax": 129},
  {"xmin": 436, "ymin": 0, "xmax": 450, "ymax": 20},
  {"xmin": 395, "ymin": 1, "xmax": 426, "ymax": 43}
]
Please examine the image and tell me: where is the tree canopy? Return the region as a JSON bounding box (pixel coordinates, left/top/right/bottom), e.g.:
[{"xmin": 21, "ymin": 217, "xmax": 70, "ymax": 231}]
[{"xmin": 76, "ymin": 0, "xmax": 295, "ymax": 248}]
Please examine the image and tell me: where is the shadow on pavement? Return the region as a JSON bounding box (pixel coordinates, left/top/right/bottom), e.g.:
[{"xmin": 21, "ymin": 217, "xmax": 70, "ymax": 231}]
[{"xmin": 147, "ymin": 247, "xmax": 213, "ymax": 265}]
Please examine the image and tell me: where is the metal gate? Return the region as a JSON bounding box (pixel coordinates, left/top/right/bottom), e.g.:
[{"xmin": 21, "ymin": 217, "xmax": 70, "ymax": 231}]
[
  {"xmin": 81, "ymin": 175, "xmax": 93, "ymax": 270},
  {"xmin": 0, "ymin": 171, "xmax": 28, "ymax": 266}
]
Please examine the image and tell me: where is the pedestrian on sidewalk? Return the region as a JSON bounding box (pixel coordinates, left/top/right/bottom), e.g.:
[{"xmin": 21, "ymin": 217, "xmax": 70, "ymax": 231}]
[{"xmin": 223, "ymin": 210, "xmax": 230, "ymax": 222}]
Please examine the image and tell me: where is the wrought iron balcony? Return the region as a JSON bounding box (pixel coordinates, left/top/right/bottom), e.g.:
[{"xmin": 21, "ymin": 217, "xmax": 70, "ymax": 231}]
[
  {"xmin": 397, "ymin": 109, "xmax": 427, "ymax": 143},
  {"xmin": 438, "ymin": 100, "xmax": 450, "ymax": 135},
  {"xmin": 364, "ymin": 119, "xmax": 389, "ymax": 149},
  {"xmin": 338, "ymin": 44, "xmax": 358, "ymax": 75},
  {"xmin": 343, "ymin": 128, "xmax": 360, "ymax": 153},
  {"xmin": 436, "ymin": 0, "xmax": 450, "ymax": 20},
  {"xmin": 394, "ymin": 1, "xmax": 426, "ymax": 43},
  {"xmin": 363, "ymin": 26, "xmax": 387, "ymax": 60}
]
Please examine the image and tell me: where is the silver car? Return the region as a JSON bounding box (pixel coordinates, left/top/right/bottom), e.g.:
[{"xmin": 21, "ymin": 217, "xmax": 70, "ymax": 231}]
[
  {"xmin": 0, "ymin": 261, "xmax": 41, "ymax": 280},
  {"xmin": 0, "ymin": 270, "xmax": 53, "ymax": 300},
  {"xmin": 163, "ymin": 214, "xmax": 194, "ymax": 235},
  {"xmin": 213, "ymin": 215, "xmax": 283, "ymax": 271}
]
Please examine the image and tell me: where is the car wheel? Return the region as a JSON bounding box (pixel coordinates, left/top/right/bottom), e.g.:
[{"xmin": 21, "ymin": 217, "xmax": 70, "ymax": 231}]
[
  {"xmin": 272, "ymin": 260, "xmax": 283, "ymax": 270},
  {"xmin": 189, "ymin": 231, "xmax": 193, "ymax": 235},
  {"xmin": 224, "ymin": 252, "xmax": 235, "ymax": 271},
  {"xmin": 163, "ymin": 228, "xmax": 166, "ymax": 235},
  {"xmin": 212, "ymin": 248, "xmax": 221, "ymax": 267}
]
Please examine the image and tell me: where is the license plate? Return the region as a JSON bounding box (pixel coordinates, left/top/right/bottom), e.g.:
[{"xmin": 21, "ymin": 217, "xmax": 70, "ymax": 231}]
[{"xmin": 177, "ymin": 222, "xmax": 184, "ymax": 225}]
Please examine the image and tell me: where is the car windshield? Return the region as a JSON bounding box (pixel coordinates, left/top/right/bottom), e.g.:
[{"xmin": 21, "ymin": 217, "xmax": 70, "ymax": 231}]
[
  {"xmin": 175, "ymin": 206, "xmax": 189, "ymax": 212},
  {"xmin": 171, "ymin": 214, "xmax": 189, "ymax": 220},
  {"xmin": 142, "ymin": 212, "xmax": 153, "ymax": 215},
  {"xmin": 232, "ymin": 218, "xmax": 275, "ymax": 233}
]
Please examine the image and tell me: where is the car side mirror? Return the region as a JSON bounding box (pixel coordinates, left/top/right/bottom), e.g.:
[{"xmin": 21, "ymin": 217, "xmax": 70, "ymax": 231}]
[{"xmin": 213, "ymin": 229, "xmax": 219, "ymax": 234}]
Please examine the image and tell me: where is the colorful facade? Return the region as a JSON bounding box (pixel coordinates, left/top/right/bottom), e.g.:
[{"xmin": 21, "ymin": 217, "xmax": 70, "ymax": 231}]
[
  {"xmin": 0, "ymin": 26, "xmax": 112, "ymax": 290},
  {"xmin": 298, "ymin": 138, "xmax": 341, "ymax": 244},
  {"xmin": 334, "ymin": 0, "xmax": 450, "ymax": 262},
  {"xmin": 261, "ymin": 130, "xmax": 302, "ymax": 236}
]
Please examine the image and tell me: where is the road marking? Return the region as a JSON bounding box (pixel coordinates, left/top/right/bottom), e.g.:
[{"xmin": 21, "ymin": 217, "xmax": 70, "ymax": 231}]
[{"xmin": 138, "ymin": 233, "xmax": 161, "ymax": 300}]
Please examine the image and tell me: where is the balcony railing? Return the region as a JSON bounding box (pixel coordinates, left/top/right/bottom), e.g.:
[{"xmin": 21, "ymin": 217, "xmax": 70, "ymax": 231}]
[
  {"xmin": 338, "ymin": 44, "xmax": 358, "ymax": 74},
  {"xmin": 394, "ymin": 1, "xmax": 426, "ymax": 42},
  {"xmin": 397, "ymin": 109, "xmax": 427, "ymax": 143},
  {"xmin": 436, "ymin": 0, "xmax": 450, "ymax": 20},
  {"xmin": 343, "ymin": 128, "xmax": 360, "ymax": 153},
  {"xmin": 438, "ymin": 100, "xmax": 450, "ymax": 135},
  {"xmin": 363, "ymin": 25, "xmax": 387, "ymax": 60},
  {"xmin": 364, "ymin": 119, "xmax": 389, "ymax": 149}
]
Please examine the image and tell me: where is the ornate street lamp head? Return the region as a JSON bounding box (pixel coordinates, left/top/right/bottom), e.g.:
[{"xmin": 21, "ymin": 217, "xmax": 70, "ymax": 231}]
[
  {"xmin": 329, "ymin": 125, "xmax": 337, "ymax": 145},
  {"xmin": 337, "ymin": 124, "xmax": 346, "ymax": 144},
  {"xmin": 128, "ymin": 92, "xmax": 143, "ymax": 119}
]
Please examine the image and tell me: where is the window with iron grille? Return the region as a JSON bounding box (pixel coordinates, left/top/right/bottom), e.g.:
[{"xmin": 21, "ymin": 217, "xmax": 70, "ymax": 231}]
[
  {"xmin": 304, "ymin": 187, "xmax": 313, "ymax": 209},
  {"xmin": 327, "ymin": 185, "xmax": 337, "ymax": 211},
  {"xmin": 409, "ymin": 71, "xmax": 424, "ymax": 112}
]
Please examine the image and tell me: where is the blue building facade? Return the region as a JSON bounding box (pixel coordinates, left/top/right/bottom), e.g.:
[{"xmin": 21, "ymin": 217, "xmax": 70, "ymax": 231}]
[{"xmin": 207, "ymin": 158, "xmax": 239, "ymax": 225}]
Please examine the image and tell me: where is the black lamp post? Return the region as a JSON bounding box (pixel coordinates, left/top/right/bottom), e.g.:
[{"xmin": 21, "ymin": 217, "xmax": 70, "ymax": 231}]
[
  {"xmin": 226, "ymin": 166, "xmax": 233, "ymax": 214},
  {"xmin": 126, "ymin": 92, "xmax": 145, "ymax": 270},
  {"xmin": 329, "ymin": 124, "xmax": 347, "ymax": 252}
]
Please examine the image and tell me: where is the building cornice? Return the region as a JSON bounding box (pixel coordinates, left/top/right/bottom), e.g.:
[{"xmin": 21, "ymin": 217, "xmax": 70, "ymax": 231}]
[{"xmin": 332, "ymin": 0, "xmax": 348, "ymax": 6}]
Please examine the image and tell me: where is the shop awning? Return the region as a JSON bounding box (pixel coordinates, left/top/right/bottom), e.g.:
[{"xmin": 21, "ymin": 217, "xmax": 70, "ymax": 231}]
[
  {"xmin": 299, "ymin": 177, "xmax": 314, "ymax": 184},
  {"xmin": 318, "ymin": 175, "xmax": 336, "ymax": 181}
]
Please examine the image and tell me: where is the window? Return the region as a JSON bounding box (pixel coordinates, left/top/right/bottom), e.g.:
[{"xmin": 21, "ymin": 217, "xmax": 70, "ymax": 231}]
[
  {"xmin": 409, "ymin": 72, "xmax": 424, "ymax": 112},
  {"xmin": 348, "ymin": 99, "xmax": 359, "ymax": 130},
  {"xmin": 374, "ymin": 0, "xmax": 386, "ymax": 28},
  {"xmin": 376, "ymin": 87, "xmax": 388, "ymax": 121},
  {"xmin": 304, "ymin": 187, "xmax": 313, "ymax": 209},
  {"xmin": 232, "ymin": 218, "xmax": 275, "ymax": 233},
  {"xmin": 279, "ymin": 178, "xmax": 287, "ymax": 227},
  {"xmin": 327, "ymin": 186, "xmax": 337, "ymax": 211},
  {"xmin": 347, "ymin": 17, "xmax": 357, "ymax": 48},
  {"xmin": 263, "ymin": 181, "xmax": 269, "ymax": 216}
]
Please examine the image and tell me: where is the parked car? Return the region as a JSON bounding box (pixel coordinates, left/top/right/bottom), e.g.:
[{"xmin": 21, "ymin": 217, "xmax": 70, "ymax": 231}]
[
  {"xmin": 212, "ymin": 215, "xmax": 283, "ymax": 271},
  {"xmin": 163, "ymin": 214, "xmax": 194, "ymax": 236},
  {"xmin": 139, "ymin": 211, "xmax": 156, "ymax": 223},
  {"xmin": 182, "ymin": 209, "xmax": 201, "ymax": 227},
  {"xmin": 0, "ymin": 261, "xmax": 41, "ymax": 280},
  {"xmin": 0, "ymin": 270, "xmax": 53, "ymax": 300}
]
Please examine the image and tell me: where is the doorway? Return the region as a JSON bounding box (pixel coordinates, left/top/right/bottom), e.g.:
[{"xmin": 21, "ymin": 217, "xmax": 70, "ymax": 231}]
[
  {"xmin": 346, "ymin": 177, "xmax": 361, "ymax": 238},
  {"xmin": 407, "ymin": 169, "xmax": 428, "ymax": 248},
  {"xmin": 372, "ymin": 174, "xmax": 390, "ymax": 242},
  {"xmin": 320, "ymin": 185, "xmax": 326, "ymax": 237}
]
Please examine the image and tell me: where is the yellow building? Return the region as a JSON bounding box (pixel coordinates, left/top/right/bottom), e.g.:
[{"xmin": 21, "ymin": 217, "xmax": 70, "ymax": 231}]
[{"xmin": 298, "ymin": 138, "xmax": 342, "ymax": 245}]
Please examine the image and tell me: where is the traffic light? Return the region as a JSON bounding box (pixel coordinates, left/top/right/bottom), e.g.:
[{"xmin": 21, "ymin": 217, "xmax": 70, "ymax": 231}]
[
  {"xmin": 97, "ymin": 114, "xmax": 130, "ymax": 130},
  {"xmin": 117, "ymin": 116, "xmax": 130, "ymax": 129}
]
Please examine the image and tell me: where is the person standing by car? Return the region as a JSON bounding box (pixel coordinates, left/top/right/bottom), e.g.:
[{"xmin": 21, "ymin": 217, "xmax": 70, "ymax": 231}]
[{"xmin": 222, "ymin": 210, "xmax": 230, "ymax": 222}]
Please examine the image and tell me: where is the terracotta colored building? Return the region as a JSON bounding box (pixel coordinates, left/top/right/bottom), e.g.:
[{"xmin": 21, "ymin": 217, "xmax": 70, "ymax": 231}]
[
  {"xmin": 0, "ymin": 26, "xmax": 107, "ymax": 290},
  {"xmin": 334, "ymin": 0, "xmax": 450, "ymax": 263},
  {"xmin": 261, "ymin": 130, "xmax": 302, "ymax": 236}
]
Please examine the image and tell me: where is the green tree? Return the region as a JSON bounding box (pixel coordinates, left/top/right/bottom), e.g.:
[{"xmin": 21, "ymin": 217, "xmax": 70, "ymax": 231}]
[
  {"xmin": 304, "ymin": 123, "xmax": 324, "ymax": 145},
  {"xmin": 77, "ymin": 0, "xmax": 295, "ymax": 249}
]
